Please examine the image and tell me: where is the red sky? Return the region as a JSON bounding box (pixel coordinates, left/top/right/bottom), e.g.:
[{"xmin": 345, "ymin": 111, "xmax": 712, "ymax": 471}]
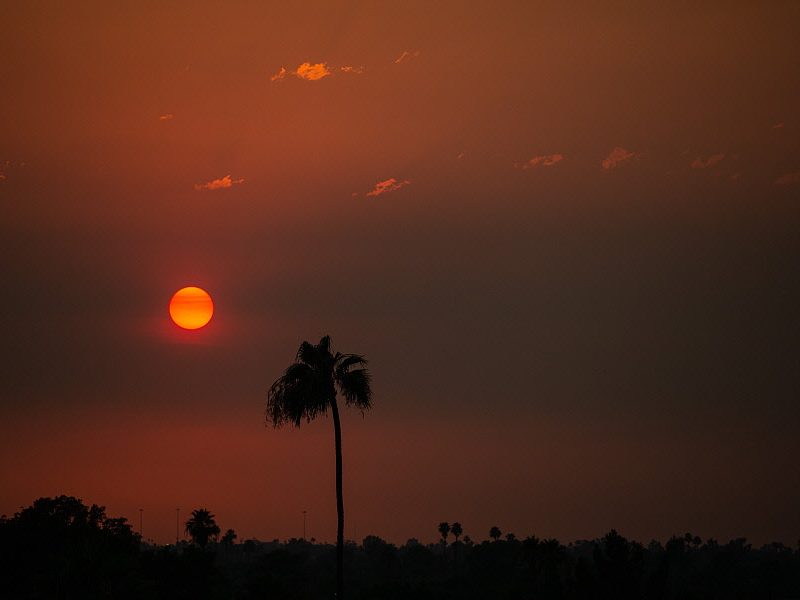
[{"xmin": 1, "ymin": 2, "xmax": 799, "ymax": 545}]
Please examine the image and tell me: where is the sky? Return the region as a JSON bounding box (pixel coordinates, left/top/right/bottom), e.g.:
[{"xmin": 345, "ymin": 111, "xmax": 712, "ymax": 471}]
[{"xmin": 1, "ymin": 2, "xmax": 799, "ymax": 546}]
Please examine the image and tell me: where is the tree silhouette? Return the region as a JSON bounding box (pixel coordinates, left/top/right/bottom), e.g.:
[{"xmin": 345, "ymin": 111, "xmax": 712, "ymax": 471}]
[
  {"xmin": 438, "ymin": 522, "xmax": 450, "ymax": 545},
  {"xmin": 0, "ymin": 496, "xmax": 140, "ymax": 598},
  {"xmin": 266, "ymin": 335, "xmax": 372, "ymax": 600},
  {"xmin": 451, "ymin": 522, "xmax": 463, "ymax": 543},
  {"xmin": 489, "ymin": 526, "xmax": 502, "ymax": 542},
  {"xmin": 221, "ymin": 528, "xmax": 237, "ymax": 545},
  {"xmin": 184, "ymin": 508, "xmax": 220, "ymax": 548}
]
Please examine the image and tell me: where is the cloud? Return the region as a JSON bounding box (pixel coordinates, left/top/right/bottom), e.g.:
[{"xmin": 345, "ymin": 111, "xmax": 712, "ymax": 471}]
[
  {"xmin": 271, "ymin": 63, "xmax": 332, "ymax": 82},
  {"xmin": 270, "ymin": 67, "xmax": 287, "ymax": 82},
  {"xmin": 691, "ymin": 153, "xmax": 725, "ymax": 169},
  {"xmin": 159, "ymin": 114, "xmax": 174, "ymax": 121},
  {"xmin": 193, "ymin": 175, "xmax": 245, "ymax": 191},
  {"xmin": 394, "ymin": 50, "xmax": 420, "ymax": 64},
  {"xmin": 295, "ymin": 62, "xmax": 331, "ymax": 81},
  {"xmin": 774, "ymin": 171, "xmax": 800, "ymax": 186},
  {"xmin": 772, "ymin": 122, "xmax": 785, "ymax": 129},
  {"xmin": 517, "ymin": 153, "xmax": 565, "ymax": 169},
  {"xmin": 601, "ymin": 147, "xmax": 635, "ymax": 170},
  {"xmin": 0, "ymin": 174, "xmax": 6, "ymax": 182},
  {"xmin": 366, "ymin": 178, "xmax": 411, "ymax": 197},
  {"xmin": 340, "ymin": 65, "xmax": 365, "ymax": 74}
]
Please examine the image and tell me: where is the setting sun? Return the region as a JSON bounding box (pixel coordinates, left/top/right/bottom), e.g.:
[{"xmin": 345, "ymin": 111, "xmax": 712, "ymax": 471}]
[{"xmin": 169, "ymin": 286, "xmax": 214, "ymax": 330}]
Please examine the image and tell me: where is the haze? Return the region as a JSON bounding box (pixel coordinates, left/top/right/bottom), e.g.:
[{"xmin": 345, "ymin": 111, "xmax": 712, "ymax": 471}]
[{"xmin": 1, "ymin": 2, "xmax": 799, "ymax": 546}]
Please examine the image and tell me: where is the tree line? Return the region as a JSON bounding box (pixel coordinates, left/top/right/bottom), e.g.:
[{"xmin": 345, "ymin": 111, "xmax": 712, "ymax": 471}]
[{"xmin": 2, "ymin": 495, "xmax": 799, "ymax": 599}]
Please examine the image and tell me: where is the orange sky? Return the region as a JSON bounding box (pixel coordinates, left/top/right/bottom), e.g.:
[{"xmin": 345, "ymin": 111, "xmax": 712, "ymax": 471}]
[{"xmin": 1, "ymin": 2, "xmax": 799, "ymax": 545}]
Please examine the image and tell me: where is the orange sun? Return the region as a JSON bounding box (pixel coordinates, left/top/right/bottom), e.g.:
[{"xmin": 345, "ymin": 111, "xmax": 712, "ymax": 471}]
[{"xmin": 169, "ymin": 286, "xmax": 214, "ymax": 330}]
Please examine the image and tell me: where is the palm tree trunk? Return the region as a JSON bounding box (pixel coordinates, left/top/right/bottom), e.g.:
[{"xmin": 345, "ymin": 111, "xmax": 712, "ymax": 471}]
[{"xmin": 330, "ymin": 396, "xmax": 344, "ymax": 599}]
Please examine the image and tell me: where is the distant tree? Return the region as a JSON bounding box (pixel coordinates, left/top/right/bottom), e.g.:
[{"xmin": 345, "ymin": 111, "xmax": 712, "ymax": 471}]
[
  {"xmin": 506, "ymin": 532, "xmax": 517, "ymax": 542},
  {"xmin": 451, "ymin": 522, "xmax": 463, "ymax": 543},
  {"xmin": 490, "ymin": 526, "xmax": 502, "ymax": 542},
  {"xmin": 593, "ymin": 529, "xmax": 643, "ymax": 600},
  {"xmin": 684, "ymin": 532, "xmax": 702, "ymax": 550},
  {"xmin": 266, "ymin": 335, "xmax": 372, "ymax": 600},
  {"xmin": 221, "ymin": 528, "xmax": 237, "ymax": 545},
  {"xmin": 184, "ymin": 508, "xmax": 220, "ymax": 548},
  {"xmin": 438, "ymin": 522, "xmax": 450, "ymax": 545},
  {"xmin": 0, "ymin": 496, "xmax": 140, "ymax": 598},
  {"xmin": 363, "ymin": 535, "xmax": 397, "ymax": 559}
]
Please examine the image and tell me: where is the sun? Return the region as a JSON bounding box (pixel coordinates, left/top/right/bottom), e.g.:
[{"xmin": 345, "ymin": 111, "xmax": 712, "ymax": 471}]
[{"xmin": 169, "ymin": 286, "xmax": 214, "ymax": 330}]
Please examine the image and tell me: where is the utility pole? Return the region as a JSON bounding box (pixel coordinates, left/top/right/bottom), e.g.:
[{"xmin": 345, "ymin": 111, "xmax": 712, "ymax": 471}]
[
  {"xmin": 139, "ymin": 508, "xmax": 144, "ymax": 539},
  {"xmin": 176, "ymin": 508, "xmax": 180, "ymax": 545},
  {"xmin": 302, "ymin": 510, "xmax": 307, "ymax": 540}
]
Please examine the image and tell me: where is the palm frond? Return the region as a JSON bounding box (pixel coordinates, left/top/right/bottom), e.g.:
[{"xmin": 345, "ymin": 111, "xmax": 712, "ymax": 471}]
[
  {"xmin": 269, "ymin": 335, "xmax": 370, "ymax": 425},
  {"xmin": 296, "ymin": 341, "xmax": 317, "ymax": 365},
  {"xmin": 334, "ymin": 353, "xmax": 368, "ymax": 378},
  {"xmin": 296, "ymin": 336, "xmax": 335, "ymax": 372},
  {"xmin": 266, "ymin": 362, "xmax": 328, "ymax": 427},
  {"xmin": 337, "ymin": 368, "xmax": 372, "ymax": 411},
  {"xmin": 317, "ymin": 335, "xmax": 332, "ymax": 356}
]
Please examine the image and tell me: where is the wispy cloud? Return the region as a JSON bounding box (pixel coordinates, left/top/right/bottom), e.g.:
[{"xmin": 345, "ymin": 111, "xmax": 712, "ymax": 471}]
[
  {"xmin": 516, "ymin": 153, "xmax": 565, "ymax": 169},
  {"xmin": 691, "ymin": 153, "xmax": 725, "ymax": 169},
  {"xmin": 601, "ymin": 147, "xmax": 635, "ymax": 170},
  {"xmin": 340, "ymin": 65, "xmax": 365, "ymax": 74},
  {"xmin": 366, "ymin": 178, "xmax": 411, "ymax": 197},
  {"xmin": 194, "ymin": 175, "xmax": 245, "ymax": 191},
  {"xmin": 0, "ymin": 173, "xmax": 6, "ymax": 182},
  {"xmin": 270, "ymin": 67, "xmax": 287, "ymax": 82},
  {"xmin": 774, "ymin": 171, "xmax": 800, "ymax": 186},
  {"xmin": 159, "ymin": 113, "xmax": 174, "ymax": 121},
  {"xmin": 772, "ymin": 122, "xmax": 785, "ymax": 130},
  {"xmin": 394, "ymin": 50, "xmax": 420, "ymax": 64}
]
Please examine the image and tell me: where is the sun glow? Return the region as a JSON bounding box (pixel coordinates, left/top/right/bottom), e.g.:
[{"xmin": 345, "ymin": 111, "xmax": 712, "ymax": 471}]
[{"xmin": 169, "ymin": 287, "xmax": 214, "ymax": 330}]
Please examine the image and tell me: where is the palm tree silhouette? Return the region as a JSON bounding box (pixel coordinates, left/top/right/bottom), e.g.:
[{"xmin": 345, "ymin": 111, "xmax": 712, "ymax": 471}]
[
  {"xmin": 489, "ymin": 526, "xmax": 502, "ymax": 542},
  {"xmin": 267, "ymin": 335, "xmax": 372, "ymax": 600},
  {"xmin": 438, "ymin": 522, "xmax": 450, "ymax": 546},
  {"xmin": 184, "ymin": 508, "xmax": 220, "ymax": 548},
  {"xmin": 451, "ymin": 522, "xmax": 463, "ymax": 543}
]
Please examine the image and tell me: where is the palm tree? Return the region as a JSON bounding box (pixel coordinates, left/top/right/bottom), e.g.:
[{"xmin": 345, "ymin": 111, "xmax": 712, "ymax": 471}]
[
  {"xmin": 451, "ymin": 522, "xmax": 463, "ymax": 543},
  {"xmin": 489, "ymin": 526, "xmax": 502, "ymax": 542},
  {"xmin": 267, "ymin": 335, "xmax": 372, "ymax": 600},
  {"xmin": 438, "ymin": 522, "xmax": 450, "ymax": 546},
  {"xmin": 184, "ymin": 508, "xmax": 220, "ymax": 548}
]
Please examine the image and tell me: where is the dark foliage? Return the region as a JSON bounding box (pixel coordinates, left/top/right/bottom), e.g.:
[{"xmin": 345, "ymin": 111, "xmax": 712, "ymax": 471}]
[
  {"xmin": 2, "ymin": 497, "xmax": 800, "ymax": 599},
  {"xmin": 0, "ymin": 495, "xmax": 142, "ymax": 599},
  {"xmin": 185, "ymin": 508, "xmax": 221, "ymax": 548}
]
